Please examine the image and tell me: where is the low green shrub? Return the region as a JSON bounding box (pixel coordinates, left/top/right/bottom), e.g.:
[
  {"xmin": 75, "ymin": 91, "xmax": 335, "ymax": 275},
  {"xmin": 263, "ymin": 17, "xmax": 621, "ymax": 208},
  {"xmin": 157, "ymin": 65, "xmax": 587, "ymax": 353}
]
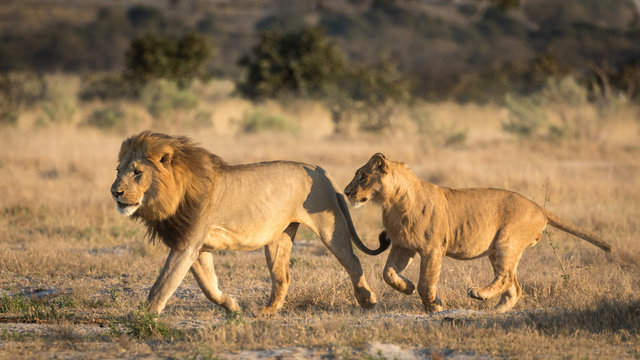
[
  {"xmin": 0, "ymin": 73, "xmax": 46, "ymax": 126},
  {"xmin": 410, "ymin": 106, "xmax": 468, "ymax": 146},
  {"xmin": 242, "ymin": 107, "xmax": 295, "ymax": 133},
  {"xmin": 85, "ymin": 104, "xmax": 127, "ymax": 131},
  {"xmin": 110, "ymin": 306, "xmax": 182, "ymax": 340},
  {"xmin": 140, "ymin": 79, "xmax": 199, "ymax": 126},
  {"xmin": 79, "ymin": 73, "xmax": 139, "ymax": 101},
  {"xmin": 503, "ymin": 76, "xmax": 605, "ymax": 141}
]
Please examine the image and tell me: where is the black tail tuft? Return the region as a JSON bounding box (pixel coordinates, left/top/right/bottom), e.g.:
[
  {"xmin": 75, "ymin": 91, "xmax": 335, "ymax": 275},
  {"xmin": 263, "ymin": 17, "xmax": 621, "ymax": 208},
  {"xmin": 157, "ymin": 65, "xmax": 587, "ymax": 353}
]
[{"xmin": 377, "ymin": 230, "xmax": 391, "ymax": 253}]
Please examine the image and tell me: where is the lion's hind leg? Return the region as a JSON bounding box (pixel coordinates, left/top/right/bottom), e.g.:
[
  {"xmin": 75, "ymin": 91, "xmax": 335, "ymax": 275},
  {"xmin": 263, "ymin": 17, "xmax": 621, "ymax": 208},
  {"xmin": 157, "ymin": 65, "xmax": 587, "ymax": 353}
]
[
  {"xmin": 490, "ymin": 252, "xmax": 522, "ymax": 313},
  {"xmin": 259, "ymin": 223, "xmax": 298, "ymax": 315},
  {"xmin": 311, "ymin": 215, "xmax": 377, "ymax": 309},
  {"xmin": 383, "ymin": 244, "xmax": 417, "ymax": 295},
  {"xmin": 190, "ymin": 251, "xmax": 240, "ymax": 314},
  {"xmin": 494, "ymin": 275, "xmax": 521, "ymax": 313},
  {"xmin": 467, "ymin": 243, "xmax": 523, "ymax": 308}
]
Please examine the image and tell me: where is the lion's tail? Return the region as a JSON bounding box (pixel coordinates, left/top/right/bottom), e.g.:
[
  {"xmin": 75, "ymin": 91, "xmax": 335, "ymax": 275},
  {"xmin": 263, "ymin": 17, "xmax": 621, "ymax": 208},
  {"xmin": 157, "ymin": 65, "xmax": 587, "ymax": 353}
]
[
  {"xmin": 543, "ymin": 209, "xmax": 612, "ymax": 253},
  {"xmin": 317, "ymin": 165, "xmax": 389, "ymax": 255},
  {"xmin": 335, "ymin": 192, "xmax": 390, "ymax": 255}
]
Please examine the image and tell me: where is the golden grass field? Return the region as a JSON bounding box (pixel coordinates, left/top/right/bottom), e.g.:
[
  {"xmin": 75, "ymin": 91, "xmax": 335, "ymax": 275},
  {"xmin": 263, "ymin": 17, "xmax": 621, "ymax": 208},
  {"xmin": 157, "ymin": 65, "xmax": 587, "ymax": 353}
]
[{"xmin": 0, "ymin": 99, "xmax": 639, "ymax": 359}]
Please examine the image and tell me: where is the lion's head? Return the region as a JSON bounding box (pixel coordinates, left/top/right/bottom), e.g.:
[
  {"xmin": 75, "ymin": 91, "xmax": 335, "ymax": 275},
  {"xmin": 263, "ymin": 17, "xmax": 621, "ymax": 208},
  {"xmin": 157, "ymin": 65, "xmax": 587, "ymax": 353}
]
[
  {"xmin": 344, "ymin": 153, "xmax": 389, "ymax": 208},
  {"xmin": 110, "ymin": 131, "xmax": 225, "ymax": 249}
]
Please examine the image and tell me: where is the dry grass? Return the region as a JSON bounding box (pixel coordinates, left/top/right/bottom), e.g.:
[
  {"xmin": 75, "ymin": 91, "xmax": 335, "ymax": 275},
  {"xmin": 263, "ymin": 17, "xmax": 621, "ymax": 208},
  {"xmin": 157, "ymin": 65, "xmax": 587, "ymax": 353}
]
[{"xmin": 0, "ymin": 104, "xmax": 639, "ymax": 358}]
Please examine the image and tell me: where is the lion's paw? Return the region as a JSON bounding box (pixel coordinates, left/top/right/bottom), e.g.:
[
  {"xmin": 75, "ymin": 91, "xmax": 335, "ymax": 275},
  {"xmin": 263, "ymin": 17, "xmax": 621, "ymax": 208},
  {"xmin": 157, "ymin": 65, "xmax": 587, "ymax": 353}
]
[
  {"xmin": 355, "ymin": 288, "xmax": 377, "ymax": 309},
  {"xmin": 257, "ymin": 306, "xmax": 279, "ymax": 316},
  {"xmin": 467, "ymin": 287, "xmax": 487, "ymax": 300},
  {"xmin": 401, "ymin": 281, "xmax": 416, "ymax": 295},
  {"xmin": 223, "ymin": 296, "xmax": 240, "ymax": 313},
  {"xmin": 425, "ymin": 303, "xmax": 443, "ymax": 313}
]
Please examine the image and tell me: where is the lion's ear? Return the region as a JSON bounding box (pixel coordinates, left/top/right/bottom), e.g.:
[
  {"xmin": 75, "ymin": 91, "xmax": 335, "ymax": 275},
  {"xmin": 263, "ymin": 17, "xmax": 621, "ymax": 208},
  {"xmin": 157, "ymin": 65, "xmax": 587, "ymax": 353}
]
[
  {"xmin": 151, "ymin": 146, "xmax": 174, "ymax": 168},
  {"xmin": 369, "ymin": 153, "xmax": 387, "ymax": 173}
]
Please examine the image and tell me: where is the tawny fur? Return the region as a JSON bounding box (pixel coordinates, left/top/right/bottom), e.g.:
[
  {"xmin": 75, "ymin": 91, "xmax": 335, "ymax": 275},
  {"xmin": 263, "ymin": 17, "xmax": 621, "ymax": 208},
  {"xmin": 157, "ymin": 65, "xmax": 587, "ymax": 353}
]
[
  {"xmin": 110, "ymin": 131, "xmax": 386, "ymax": 316},
  {"xmin": 344, "ymin": 153, "xmax": 612, "ymax": 313}
]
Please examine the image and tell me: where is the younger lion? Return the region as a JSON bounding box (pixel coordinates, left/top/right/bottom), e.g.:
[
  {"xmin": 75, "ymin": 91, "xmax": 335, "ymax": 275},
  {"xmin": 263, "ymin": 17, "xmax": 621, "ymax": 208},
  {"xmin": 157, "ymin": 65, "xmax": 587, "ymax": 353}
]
[
  {"xmin": 110, "ymin": 131, "xmax": 387, "ymax": 316},
  {"xmin": 344, "ymin": 153, "xmax": 612, "ymax": 313}
]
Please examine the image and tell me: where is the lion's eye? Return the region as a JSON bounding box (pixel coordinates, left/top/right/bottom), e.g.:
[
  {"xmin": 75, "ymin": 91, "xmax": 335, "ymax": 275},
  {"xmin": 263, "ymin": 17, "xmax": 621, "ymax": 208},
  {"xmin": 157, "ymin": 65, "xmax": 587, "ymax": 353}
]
[
  {"xmin": 358, "ymin": 174, "xmax": 367, "ymax": 183},
  {"xmin": 134, "ymin": 169, "xmax": 142, "ymax": 177}
]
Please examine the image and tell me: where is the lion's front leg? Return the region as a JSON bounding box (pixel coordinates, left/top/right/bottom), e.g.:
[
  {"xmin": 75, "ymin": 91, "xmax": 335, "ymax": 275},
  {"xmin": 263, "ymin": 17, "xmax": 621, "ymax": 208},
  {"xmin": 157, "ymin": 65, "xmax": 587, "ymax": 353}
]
[
  {"xmin": 383, "ymin": 242, "xmax": 417, "ymax": 295},
  {"xmin": 191, "ymin": 251, "xmax": 239, "ymax": 314},
  {"xmin": 417, "ymin": 249, "xmax": 444, "ymax": 313},
  {"xmin": 148, "ymin": 247, "xmax": 199, "ymax": 314}
]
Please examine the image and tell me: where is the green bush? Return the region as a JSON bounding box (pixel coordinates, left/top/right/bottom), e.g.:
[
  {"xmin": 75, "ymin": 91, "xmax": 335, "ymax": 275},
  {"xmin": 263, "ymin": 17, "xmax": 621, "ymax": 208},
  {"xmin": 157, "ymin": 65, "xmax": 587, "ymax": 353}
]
[
  {"xmin": 503, "ymin": 76, "xmax": 604, "ymax": 141},
  {"xmin": 110, "ymin": 306, "xmax": 182, "ymax": 340},
  {"xmin": 40, "ymin": 75, "xmax": 79, "ymax": 125},
  {"xmin": 238, "ymin": 26, "xmax": 415, "ymax": 133},
  {"xmin": 410, "ymin": 106, "xmax": 468, "ymax": 146},
  {"xmin": 140, "ymin": 79, "xmax": 199, "ymax": 121},
  {"xmin": 0, "ymin": 73, "xmax": 46, "ymax": 125},
  {"xmin": 85, "ymin": 104, "xmax": 127, "ymax": 131},
  {"xmin": 125, "ymin": 32, "xmax": 211, "ymax": 88},
  {"xmin": 237, "ymin": 27, "xmax": 347, "ymax": 99},
  {"xmin": 503, "ymin": 93, "xmax": 546, "ymax": 137},
  {"xmin": 79, "ymin": 73, "xmax": 139, "ymax": 101},
  {"xmin": 189, "ymin": 109, "xmax": 214, "ymax": 129},
  {"xmin": 242, "ymin": 108, "xmax": 295, "ymax": 133}
]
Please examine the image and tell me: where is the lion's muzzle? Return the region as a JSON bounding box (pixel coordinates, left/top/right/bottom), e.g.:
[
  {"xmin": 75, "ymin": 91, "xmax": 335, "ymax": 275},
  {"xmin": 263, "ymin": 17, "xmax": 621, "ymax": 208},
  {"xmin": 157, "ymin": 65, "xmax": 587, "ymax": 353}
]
[{"xmin": 111, "ymin": 186, "xmax": 142, "ymax": 217}]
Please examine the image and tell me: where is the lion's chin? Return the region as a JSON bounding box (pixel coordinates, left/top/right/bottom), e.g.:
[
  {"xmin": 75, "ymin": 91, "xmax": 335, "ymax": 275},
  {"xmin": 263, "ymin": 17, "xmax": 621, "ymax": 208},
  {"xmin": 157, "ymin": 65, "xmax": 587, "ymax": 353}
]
[
  {"xmin": 116, "ymin": 201, "xmax": 141, "ymax": 217},
  {"xmin": 349, "ymin": 199, "xmax": 368, "ymax": 209}
]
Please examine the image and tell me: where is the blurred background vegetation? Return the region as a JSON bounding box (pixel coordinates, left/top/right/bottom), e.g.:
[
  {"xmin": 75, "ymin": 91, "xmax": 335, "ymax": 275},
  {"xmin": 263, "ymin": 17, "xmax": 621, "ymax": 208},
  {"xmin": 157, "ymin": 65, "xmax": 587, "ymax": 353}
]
[{"xmin": 0, "ymin": 0, "xmax": 638, "ymax": 138}]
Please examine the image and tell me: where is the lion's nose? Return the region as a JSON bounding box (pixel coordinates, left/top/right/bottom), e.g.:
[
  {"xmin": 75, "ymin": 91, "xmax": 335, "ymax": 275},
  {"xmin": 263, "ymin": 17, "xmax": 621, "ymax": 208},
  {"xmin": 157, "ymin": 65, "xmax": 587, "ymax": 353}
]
[{"xmin": 112, "ymin": 190, "xmax": 123, "ymax": 199}]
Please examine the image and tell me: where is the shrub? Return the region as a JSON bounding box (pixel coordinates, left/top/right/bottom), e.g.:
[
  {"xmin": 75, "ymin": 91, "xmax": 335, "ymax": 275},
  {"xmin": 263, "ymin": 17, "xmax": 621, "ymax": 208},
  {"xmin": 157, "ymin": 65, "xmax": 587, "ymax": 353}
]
[
  {"xmin": 237, "ymin": 27, "xmax": 347, "ymax": 99},
  {"xmin": 335, "ymin": 59, "xmax": 411, "ymax": 133},
  {"xmin": 40, "ymin": 75, "xmax": 79, "ymax": 125},
  {"xmin": 140, "ymin": 79, "xmax": 199, "ymax": 123},
  {"xmin": 503, "ymin": 76, "xmax": 604, "ymax": 141},
  {"xmin": 410, "ymin": 106, "xmax": 468, "ymax": 146},
  {"xmin": 237, "ymin": 26, "xmax": 414, "ymax": 133},
  {"xmin": 242, "ymin": 107, "xmax": 295, "ymax": 133},
  {"xmin": 110, "ymin": 307, "xmax": 182, "ymax": 340},
  {"xmin": 85, "ymin": 104, "xmax": 127, "ymax": 131},
  {"xmin": 0, "ymin": 73, "xmax": 46, "ymax": 125},
  {"xmin": 125, "ymin": 32, "xmax": 211, "ymax": 88},
  {"xmin": 79, "ymin": 73, "xmax": 139, "ymax": 101},
  {"xmin": 502, "ymin": 93, "xmax": 546, "ymax": 138}
]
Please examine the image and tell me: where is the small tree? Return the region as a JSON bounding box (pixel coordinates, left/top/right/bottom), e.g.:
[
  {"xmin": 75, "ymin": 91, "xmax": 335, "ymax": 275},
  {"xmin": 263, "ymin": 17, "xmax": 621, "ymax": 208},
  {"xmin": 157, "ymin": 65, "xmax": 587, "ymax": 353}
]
[
  {"xmin": 237, "ymin": 27, "xmax": 347, "ymax": 99},
  {"xmin": 237, "ymin": 27, "xmax": 412, "ymax": 133},
  {"xmin": 125, "ymin": 32, "xmax": 211, "ymax": 88},
  {"xmin": 334, "ymin": 59, "xmax": 411, "ymax": 132}
]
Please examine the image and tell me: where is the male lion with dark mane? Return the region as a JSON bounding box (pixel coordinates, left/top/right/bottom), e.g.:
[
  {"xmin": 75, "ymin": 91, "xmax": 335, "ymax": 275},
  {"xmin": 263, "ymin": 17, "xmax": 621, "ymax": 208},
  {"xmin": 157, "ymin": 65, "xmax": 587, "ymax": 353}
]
[
  {"xmin": 345, "ymin": 153, "xmax": 612, "ymax": 313},
  {"xmin": 110, "ymin": 131, "xmax": 387, "ymax": 315}
]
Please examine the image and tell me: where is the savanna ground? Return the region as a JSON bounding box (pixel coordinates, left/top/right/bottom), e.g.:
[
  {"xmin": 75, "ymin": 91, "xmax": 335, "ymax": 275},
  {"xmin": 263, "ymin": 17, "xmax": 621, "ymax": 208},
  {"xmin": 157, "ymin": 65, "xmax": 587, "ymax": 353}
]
[{"xmin": 1, "ymin": 97, "xmax": 640, "ymax": 359}]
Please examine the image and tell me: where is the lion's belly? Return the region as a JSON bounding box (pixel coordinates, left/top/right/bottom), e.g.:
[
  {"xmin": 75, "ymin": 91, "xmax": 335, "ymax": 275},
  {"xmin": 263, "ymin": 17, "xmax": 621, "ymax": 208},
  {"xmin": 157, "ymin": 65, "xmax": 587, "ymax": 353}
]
[
  {"xmin": 445, "ymin": 237, "xmax": 494, "ymax": 260},
  {"xmin": 445, "ymin": 229, "xmax": 497, "ymax": 260},
  {"xmin": 201, "ymin": 221, "xmax": 291, "ymax": 251}
]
